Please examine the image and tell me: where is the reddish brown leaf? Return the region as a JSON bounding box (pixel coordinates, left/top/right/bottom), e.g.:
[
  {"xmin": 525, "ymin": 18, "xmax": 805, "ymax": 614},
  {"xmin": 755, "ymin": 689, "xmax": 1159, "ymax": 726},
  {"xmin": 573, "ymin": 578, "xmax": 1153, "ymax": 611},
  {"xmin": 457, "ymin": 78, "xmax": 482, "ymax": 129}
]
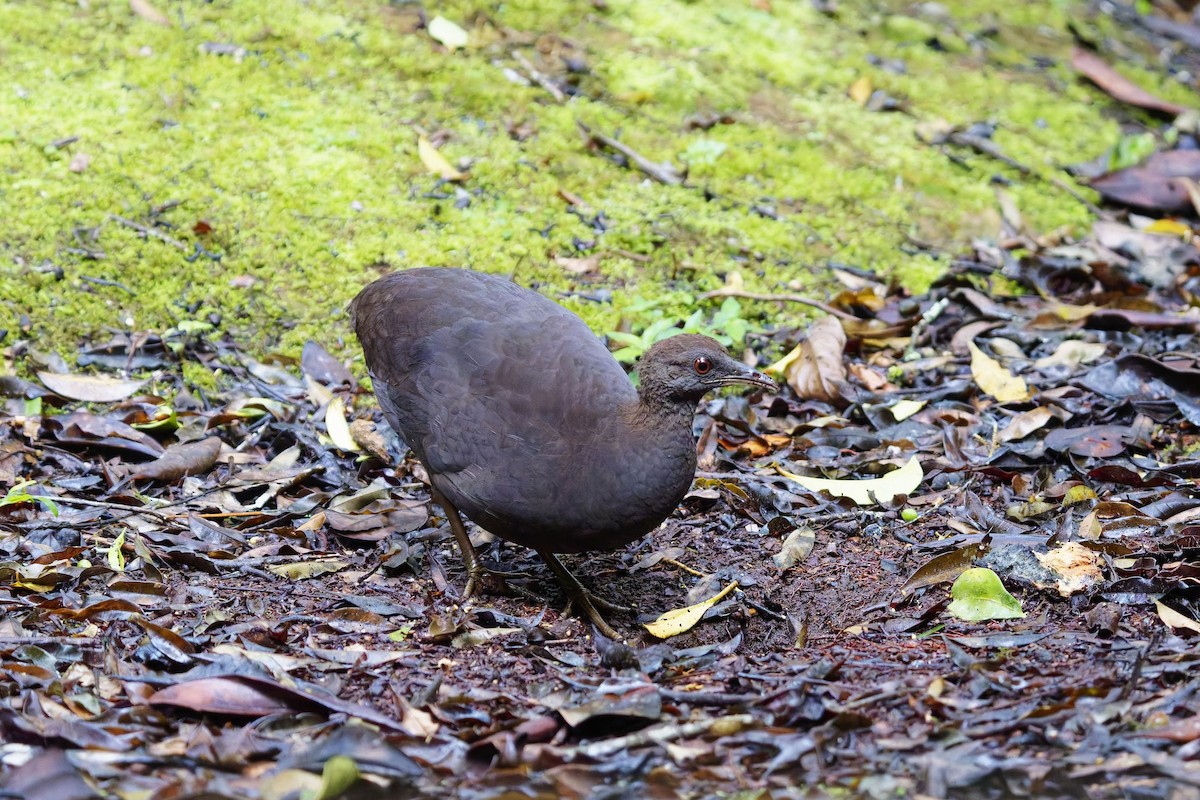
[{"xmin": 1072, "ymin": 48, "xmax": 1189, "ymax": 117}]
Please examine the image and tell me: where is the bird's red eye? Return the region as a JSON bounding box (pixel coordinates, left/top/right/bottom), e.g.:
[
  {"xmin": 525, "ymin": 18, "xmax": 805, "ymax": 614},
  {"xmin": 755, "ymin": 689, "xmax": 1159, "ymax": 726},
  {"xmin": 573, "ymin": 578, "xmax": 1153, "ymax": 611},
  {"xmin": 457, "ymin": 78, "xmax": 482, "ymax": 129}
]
[{"xmin": 693, "ymin": 356, "xmax": 713, "ymax": 375}]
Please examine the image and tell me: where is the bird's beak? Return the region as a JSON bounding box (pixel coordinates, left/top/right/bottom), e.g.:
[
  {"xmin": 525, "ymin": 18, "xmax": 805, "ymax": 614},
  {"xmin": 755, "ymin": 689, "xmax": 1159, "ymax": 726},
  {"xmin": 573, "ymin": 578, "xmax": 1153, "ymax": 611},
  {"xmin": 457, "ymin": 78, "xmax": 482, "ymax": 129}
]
[{"xmin": 708, "ymin": 362, "xmax": 778, "ymax": 392}]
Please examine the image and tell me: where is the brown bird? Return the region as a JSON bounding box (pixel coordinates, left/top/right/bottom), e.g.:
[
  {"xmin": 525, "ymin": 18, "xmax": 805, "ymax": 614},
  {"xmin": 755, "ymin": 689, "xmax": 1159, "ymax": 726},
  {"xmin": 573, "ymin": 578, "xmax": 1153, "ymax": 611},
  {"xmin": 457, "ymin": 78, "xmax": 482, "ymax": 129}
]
[{"xmin": 350, "ymin": 267, "xmax": 776, "ymax": 638}]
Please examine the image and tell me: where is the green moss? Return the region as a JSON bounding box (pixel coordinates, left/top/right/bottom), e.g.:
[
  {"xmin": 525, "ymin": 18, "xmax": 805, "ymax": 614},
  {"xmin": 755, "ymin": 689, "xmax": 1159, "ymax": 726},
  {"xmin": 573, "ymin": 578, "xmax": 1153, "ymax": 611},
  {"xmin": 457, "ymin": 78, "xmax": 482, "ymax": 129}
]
[{"xmin": 0, "ymin": 0, "xmax": 1184, "ymax": 377}]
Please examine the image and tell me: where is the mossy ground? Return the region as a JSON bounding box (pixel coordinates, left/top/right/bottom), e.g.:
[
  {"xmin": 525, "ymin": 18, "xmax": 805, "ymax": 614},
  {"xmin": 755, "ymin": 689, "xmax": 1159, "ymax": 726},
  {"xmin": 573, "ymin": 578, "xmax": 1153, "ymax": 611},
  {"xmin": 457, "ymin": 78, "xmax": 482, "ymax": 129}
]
[{"xmin": 0, "ymin": 0, "xmax": 1189, "ymax": 369}]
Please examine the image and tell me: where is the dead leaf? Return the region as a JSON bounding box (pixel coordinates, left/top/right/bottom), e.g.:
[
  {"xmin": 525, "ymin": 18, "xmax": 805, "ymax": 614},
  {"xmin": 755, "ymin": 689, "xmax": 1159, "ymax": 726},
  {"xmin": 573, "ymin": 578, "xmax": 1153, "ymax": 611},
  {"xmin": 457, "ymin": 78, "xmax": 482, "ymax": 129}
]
[
  {"xmin": 427, "ymin": 15, "xmax": 469, "ymax": 50},
  {"xmin": 997, "ymin": 406, "xmax": 1054, "ymax": 443},
  {"xmin": 130, "ymin": 0, "xmax": 171, "ymax": 26},
  {"xmin": 418, "ymin": 136, "xmax": 467, "ymax": 181},
  {"xmin": 39, "ymin": 371, "xmax": 145, "ymax": 403},
  {"xmin": 848, "ymin": 76, "xmax": 872, "ymax": 106},
  {"xmin": 967, "ymin": 341, "xmax": 1029, "ymax": 402},
  {"xmin": 1072, "ymin": 48, "xmax": 1188, "ymax": 117},
  {"xmin": 130, "ymin": 437, "xmax": 223, "ymax": 482},
  {"xmin": 780, "ymin": 456, "xmax": 923, "ymax": 506},
  {"xmin": 644, "ymin": 581, "xmax": 738, "ymax": 638},
  {"xmin": 773, "ymin": 527, "xmax": 815, "ymax": 570},
  {"xmin": 325, "ymin": 397, "xmax": 361, "ymax": 453},
  {"xmin": 774, "ymin": 316, "xmax": 847, "ymax": 404},
  {"xmin": 554, "ymin": 253, "xmax": 602, "ymax": 275}
]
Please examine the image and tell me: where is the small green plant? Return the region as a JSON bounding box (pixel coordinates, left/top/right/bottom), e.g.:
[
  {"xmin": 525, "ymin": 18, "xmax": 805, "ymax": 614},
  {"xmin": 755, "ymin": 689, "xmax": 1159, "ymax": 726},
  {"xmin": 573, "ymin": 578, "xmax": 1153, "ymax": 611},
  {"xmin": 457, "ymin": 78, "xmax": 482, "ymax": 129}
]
[
  {"xmin": 1107, "ymin": 132, "xmax": 1156, "ymax": 172},
  {"xmin": 607, "ymin": 297, "xmax": 751, "ymax": 364},
  {"xmin": 1, "ymin": 480, "xmax": 59, "ymax": 516}
]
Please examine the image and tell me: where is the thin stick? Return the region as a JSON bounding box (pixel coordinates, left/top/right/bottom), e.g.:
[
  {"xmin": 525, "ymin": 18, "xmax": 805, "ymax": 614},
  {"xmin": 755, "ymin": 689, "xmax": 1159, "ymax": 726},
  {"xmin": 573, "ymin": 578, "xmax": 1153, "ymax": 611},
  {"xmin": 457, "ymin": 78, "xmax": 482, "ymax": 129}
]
[
  {"xmin": 568, "ymin": 714, "xmax": 755, "ymax": 759},
  {"xmin": 108, "ymin": 214, "xmax": 189, "ymax": 251},
  {"xmin": 699, "ymin": 287, "xmax": 858, "ymax": 321}
]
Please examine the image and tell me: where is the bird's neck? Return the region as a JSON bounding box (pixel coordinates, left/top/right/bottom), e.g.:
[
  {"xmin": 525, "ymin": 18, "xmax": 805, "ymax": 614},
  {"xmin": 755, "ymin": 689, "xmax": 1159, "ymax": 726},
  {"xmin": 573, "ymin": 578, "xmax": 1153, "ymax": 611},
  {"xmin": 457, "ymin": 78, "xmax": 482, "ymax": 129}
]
[{"xmin": 624, "ymin": 388, "xmax": 701, "ymax": 436}]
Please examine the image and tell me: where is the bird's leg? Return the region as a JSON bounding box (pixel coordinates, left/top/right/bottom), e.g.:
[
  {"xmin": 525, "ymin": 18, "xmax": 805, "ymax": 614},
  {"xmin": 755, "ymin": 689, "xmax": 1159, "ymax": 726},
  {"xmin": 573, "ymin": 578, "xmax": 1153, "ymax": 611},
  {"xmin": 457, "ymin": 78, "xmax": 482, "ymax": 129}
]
[
  {"xmin": 536, "ymin": 550, "xmax": 632, "ymax": 641},
  {"xmin": 429, "ymin": 487, "xmax": 483, "ymax": 600}
]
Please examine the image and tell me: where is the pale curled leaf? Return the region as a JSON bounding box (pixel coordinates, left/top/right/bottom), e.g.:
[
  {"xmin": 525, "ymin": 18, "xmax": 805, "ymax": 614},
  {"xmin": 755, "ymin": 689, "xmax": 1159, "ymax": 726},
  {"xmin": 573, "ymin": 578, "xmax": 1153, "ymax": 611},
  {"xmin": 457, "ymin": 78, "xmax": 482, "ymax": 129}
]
[
  {"xmin": 39, "ymin": 371, "xmax": 145, "ymax": 403},
  {"xmin": 427, "ymin": 15, "xmax": 469, "ymax": 50},
  {"xmin": 780, "ymin": 456, "xmax": 922, "ymax": 506},
  {"xmin": 1156, "ymin": 601, "xmax": 1200, "ymax": 634},
  {"xmin": 947, "ymin": 568, "xmax": 1025, "ymax": 622},
  {"xmin": 773, "ymin": 527, "xmax": 815, "ymax": 570},
  {"xmin": 1034, "ymin": 340, "xmax": 1107, "ymax": 369},
  {"xmin": 325, "ymin": 397, "xmax": 361, "ymax": 453},
  {"xmin": 266, "ymin": 559, "xmax": 348, "ymax": 580},
  {"xmin": 967, "ymin": 341, "xmax": 1028, "ymax": 402},
  {"xmin": 644, "ymin": 581, "xmax": 738, "ymax": 638},
  {"xmin": 417, "ymin": 136, "xmax": 467, "ymax": 181}
]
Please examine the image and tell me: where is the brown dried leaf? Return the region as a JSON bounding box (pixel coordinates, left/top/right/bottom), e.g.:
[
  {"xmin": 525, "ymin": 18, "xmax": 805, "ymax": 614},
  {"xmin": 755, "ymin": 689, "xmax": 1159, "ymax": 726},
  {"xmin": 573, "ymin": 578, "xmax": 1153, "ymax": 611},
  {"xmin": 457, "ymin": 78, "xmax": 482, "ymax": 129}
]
[
  {"xmin": 130, "ymin": 437, "xmax": 223, "ymax": 482},
  {"xmin": 783, "ymin": 316, "xmax": 847, "ymax": 403},
  {"xmin": 1072, "ymin": 48, "xmax": 1188, "ymax": 117}
]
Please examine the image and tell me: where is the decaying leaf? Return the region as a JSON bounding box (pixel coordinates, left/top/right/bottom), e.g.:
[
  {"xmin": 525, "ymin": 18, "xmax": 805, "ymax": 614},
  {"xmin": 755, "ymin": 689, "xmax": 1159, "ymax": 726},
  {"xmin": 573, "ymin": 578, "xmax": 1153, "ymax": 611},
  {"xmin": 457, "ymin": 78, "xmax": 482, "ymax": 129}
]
[
  {"xmin": 772, "ymin": 316, "xmax": 847, "ymax": 404},
  {"xmin": 130, "ymin": 436, "xmax": 223, "ymax": 482},
  {"xmin": 267, "ymin": 559, "xmax": 349, "ymax": 580},
  {"xmin": 1036, "ymin": 542, "xmax": 1103, "ymax": 597},
  {"xmin": 947, "ymin": 567, "xmax": 1025, "ymax": 621},
  {"xmin": 780, "ymin": 456, "xmax": 922, "ymax": 506},
  {"xmin": 967, "ymin": 341, "xmax": 1029, "ymax": 403},
  {"xmin": 773, "ymin": 527, "xmax": 815, "ymax": 570},
  {"xmin": 39, "ymin": 371, "xmax": 145, "ymax": 403},
  {"xmin": 644, "ymin": 581, "xmax": 738, "ymax": 638},
  {"xmin": 900, "ymin": 541, "xmax": 990, "ymax": 596},
  {"xmin": 1034, "ymin": 340, "xmax": 1108, "ymax": 369}
]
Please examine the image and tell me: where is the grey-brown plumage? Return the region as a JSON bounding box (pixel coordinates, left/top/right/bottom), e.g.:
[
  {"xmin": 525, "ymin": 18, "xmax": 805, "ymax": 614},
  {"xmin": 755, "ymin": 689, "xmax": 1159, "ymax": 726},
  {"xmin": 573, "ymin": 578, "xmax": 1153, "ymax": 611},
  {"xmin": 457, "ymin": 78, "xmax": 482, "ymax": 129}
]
[{"xmin": 350, "ymin": 267, "xmax": 775, "ymax": 637}]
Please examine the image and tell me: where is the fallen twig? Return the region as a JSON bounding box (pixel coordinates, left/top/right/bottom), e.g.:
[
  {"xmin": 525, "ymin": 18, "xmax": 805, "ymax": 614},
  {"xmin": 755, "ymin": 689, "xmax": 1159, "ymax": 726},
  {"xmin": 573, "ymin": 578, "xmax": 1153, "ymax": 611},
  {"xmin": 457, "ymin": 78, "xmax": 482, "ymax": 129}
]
[
  {"xmin": 568, "ymin": 713, "xmax": 755, "ymax": 759},
  {"xmin": 108, "ymin": 213, "xmax": 189, "ymax": 251},
  {"xmin": 513, "ymin": 50, "xmax": 566, "ymax": 103},
  {"xmin": 577, "ymin": 121, "xmax": 684, "ymax": 185},
  {"xmin": 699, "ymin": 287, "xmax": 859, "ymax": 321}
]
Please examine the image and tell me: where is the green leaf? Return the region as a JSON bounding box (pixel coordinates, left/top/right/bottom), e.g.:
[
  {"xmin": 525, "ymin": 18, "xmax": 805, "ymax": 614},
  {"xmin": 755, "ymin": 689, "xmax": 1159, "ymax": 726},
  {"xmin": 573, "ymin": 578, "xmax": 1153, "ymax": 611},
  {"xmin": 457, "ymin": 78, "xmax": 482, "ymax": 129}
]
[
  {"xmin": 315, "ymin": 755, "xmax": 360, "ymax": 800},
  {"xmin": 107, "ymin": 529, "xmax": 127, "ymax": 572},
  {"xmin": 947, "ymin": 568, "xmax": 1025, "ymax": 622}
]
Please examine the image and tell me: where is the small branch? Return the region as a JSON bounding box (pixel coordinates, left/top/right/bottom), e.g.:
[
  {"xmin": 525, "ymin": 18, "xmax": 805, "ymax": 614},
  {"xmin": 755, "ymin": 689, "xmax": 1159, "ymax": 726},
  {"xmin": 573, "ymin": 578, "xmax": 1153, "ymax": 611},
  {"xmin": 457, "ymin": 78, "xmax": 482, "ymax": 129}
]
[
  {"xmin": 512, "ymin": 51, "xmax": 566, "ymax": 103},
  {"xmin": 699, "ymin": 287, "xmax": 859, "ymax": 321},
  {"xmin": 108, "ymin": 214, "xmax": 189, "ymax": 251},
  {"xmin": 567, "ymin": 714, "xmax": 754, "ymax": 759},
  {"xmin": 578, "ymin": 121, "xmax": 684, "ymax": 185}
]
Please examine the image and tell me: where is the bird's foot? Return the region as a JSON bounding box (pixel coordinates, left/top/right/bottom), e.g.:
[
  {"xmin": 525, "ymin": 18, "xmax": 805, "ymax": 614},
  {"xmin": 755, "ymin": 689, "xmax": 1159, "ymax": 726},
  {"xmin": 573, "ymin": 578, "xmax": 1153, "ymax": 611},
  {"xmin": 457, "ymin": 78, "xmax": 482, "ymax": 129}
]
[
  {"xmin": 562, "ymin": 593, "xmax": 625, "ymax": 642},
  {"xmin": 537, "ymin": 550, "xmax": 633, "ymax": 640}
]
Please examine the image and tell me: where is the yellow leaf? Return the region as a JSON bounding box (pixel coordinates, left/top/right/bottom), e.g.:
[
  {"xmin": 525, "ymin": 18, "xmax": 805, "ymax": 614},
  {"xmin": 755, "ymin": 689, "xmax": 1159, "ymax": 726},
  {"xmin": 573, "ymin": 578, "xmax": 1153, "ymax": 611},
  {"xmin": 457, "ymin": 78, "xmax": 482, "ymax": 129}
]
[
  {"xmin": 779, "ymin": 456, "xmax": 922, "ymax": 506},
  {"xmin": 889, "ymin": 399, "xmax": 925, "ymax": 421},
  {"xmin": 325, "ymin": 397, "xmax": 360, "ymax": 453},
  {"xmin": 644, "ymin": 581, "xmax": 738, "ymax": 638},
  {"xmin": 108, "ymin": 529, "xmax": 126, "ymax": 572},
  {"xmin": 266, "ymin": 560, "xmax": 348, "ymax": 580},
  {"xmin": 1143, "ymin": 218, "xmax": 1192, "ymax": 238},
  {"xmin": 967, "ymin": 341, "xmax": 1028, "ymax": 402},
  {"xmin": 848, "ymin": 76, "xmax": 873, "ymax": 106},
  {"xmin": 1156, "ymin": 601, "xmax": 1200, "ymax": 634},
  {"xmin": 418, "ymin": 136, "xmax": 466, "ymax": 181}
]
